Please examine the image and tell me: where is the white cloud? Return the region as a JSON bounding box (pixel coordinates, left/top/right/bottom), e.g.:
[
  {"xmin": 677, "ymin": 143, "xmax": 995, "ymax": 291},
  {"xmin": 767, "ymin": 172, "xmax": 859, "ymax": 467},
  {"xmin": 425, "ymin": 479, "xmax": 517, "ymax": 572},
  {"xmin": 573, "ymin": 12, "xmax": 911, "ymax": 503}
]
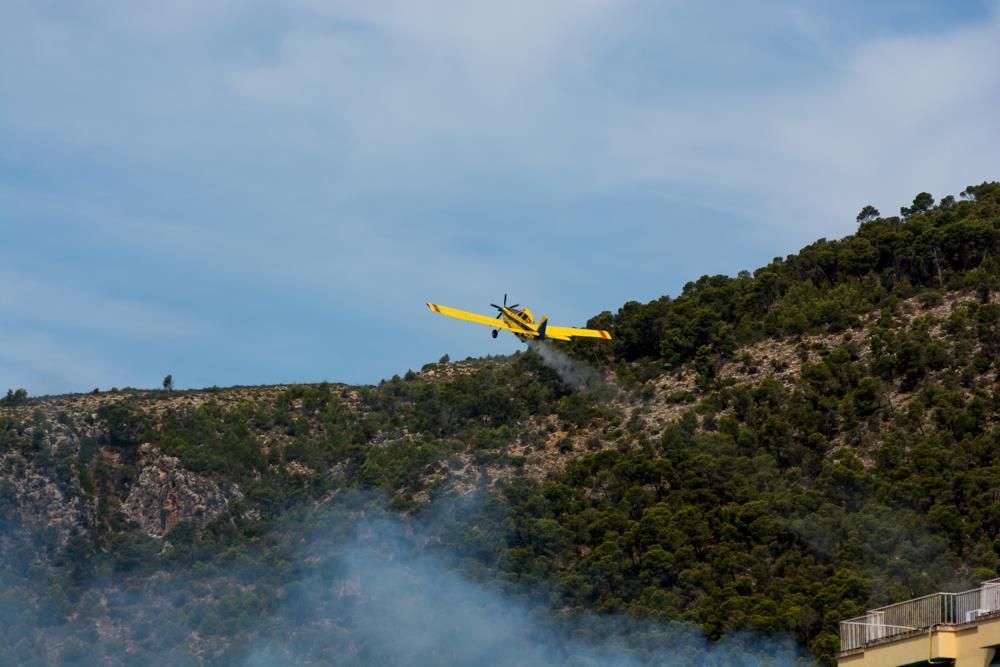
[
  {"xmin": 222, "ymin": 2, "xmax": 1000, "ymax": 243},
  {"xmin": 602, "ymin": 6, "xmax": 1000, "ymax": 237},
  {"xmin": 5, "ymin": 1, "xmax": 994, "ymax": 225},
  {"xmin": 224, "ymin": 1, "xmax": 624, "ymax": 198},
  {"xmin": 768, "ymin": 14, "xmax": 1000, "ymax": 232}
]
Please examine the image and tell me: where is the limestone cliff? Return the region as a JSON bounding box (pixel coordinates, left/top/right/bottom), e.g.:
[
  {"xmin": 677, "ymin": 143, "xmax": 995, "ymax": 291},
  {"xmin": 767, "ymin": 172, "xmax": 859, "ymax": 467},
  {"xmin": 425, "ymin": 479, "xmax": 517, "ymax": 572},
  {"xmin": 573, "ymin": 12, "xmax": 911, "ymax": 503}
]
[{"xmin": 121, "ymin": 444, "xmax": 240, "ymax": 538}]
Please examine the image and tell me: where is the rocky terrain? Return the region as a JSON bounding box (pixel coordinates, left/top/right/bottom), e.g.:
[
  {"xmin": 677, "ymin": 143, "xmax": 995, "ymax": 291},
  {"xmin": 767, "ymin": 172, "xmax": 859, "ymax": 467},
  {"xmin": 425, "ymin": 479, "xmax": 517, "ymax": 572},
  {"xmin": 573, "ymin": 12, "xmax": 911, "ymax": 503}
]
[
  {"xmin": 4, "ymin": 184, "xmax": 1000, "ymax": 665},
  {"xmin": 2, "ymin": 287, "xmax": 995, "ymax": 554}
]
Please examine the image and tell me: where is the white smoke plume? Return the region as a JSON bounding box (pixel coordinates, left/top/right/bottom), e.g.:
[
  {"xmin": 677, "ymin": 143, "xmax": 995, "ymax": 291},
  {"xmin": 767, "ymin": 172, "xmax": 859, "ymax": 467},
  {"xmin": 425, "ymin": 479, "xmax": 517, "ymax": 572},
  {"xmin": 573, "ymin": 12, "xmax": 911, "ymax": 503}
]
[
  {"xmin": 243, "ymin": 504, "xmax": 815, "ymax": 667},
  {"xmin": 527, "ymin": 339, "xmax": 607, "ymax": 392},
  {"xmin": 0, "ymin": 495, "xmax": 816, "ymax": 666}
]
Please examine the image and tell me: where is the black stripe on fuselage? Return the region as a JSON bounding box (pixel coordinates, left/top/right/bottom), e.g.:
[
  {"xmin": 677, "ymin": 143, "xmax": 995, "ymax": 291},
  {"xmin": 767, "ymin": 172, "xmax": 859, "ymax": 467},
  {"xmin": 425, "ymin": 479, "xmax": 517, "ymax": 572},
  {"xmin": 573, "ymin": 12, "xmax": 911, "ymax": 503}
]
[{"xmin": 502, "ymin": 310, "xmax": 535, "ymax": 333}]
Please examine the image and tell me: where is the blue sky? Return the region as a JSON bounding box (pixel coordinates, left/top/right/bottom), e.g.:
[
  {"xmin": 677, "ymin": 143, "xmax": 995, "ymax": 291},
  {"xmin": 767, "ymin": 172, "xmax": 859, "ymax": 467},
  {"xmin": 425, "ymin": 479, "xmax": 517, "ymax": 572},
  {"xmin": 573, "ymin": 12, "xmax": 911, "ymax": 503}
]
[{"xmin": 2, "ymin": 0, "xmax": 999, "ymax": 394}]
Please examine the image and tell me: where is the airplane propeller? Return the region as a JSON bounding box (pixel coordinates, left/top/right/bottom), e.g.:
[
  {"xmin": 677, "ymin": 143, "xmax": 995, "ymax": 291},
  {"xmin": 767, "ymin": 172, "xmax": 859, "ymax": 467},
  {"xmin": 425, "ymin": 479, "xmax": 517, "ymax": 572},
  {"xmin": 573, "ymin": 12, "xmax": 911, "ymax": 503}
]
[{"xmin": 490, "ymin": 294, "xmax": 519, "ymax": 318}]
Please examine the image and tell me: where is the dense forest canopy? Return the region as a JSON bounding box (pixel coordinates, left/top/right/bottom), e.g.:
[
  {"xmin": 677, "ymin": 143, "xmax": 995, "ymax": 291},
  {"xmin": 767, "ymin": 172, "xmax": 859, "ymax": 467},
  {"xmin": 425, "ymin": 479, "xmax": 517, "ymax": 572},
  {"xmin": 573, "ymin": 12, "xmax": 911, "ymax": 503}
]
[
  {"xmin": 2, "ymin": 182, "xmax": 1000, "ymax": 666},
  {"xmin": 581, "ymin": 182, "xmax": 1000, "ymax": 368}
]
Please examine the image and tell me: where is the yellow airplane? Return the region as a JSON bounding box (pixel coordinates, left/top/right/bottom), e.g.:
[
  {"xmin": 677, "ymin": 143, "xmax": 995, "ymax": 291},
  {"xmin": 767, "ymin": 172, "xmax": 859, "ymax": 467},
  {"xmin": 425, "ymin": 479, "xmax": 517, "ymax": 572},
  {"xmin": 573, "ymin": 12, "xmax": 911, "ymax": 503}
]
[{"xmin": 426, "ymin": 294, "xmax": 612, "ymax": 342}]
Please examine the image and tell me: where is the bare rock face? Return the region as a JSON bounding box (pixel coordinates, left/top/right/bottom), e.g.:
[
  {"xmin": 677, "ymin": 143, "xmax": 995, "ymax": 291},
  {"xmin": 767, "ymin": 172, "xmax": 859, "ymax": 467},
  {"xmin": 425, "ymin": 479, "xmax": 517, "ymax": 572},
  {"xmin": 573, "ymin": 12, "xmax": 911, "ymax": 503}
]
[
  {"xmin": 121, "ymin": 444, "xmax": 241, "ymax": 537},
  {"xmin": 14, "ymin": 465, "xmax": 92, "ymax": 536},
  {"xmin": 0, "ymin": 425, "xmax": 97, "ymax": 552}
]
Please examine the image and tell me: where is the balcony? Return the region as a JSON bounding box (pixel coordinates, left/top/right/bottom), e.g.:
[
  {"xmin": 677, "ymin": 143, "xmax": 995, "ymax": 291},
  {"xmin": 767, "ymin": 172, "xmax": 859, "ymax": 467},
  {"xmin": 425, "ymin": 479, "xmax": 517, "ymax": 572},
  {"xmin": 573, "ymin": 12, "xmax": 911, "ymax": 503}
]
[{"xmin": 839, "ymin": 579, "xmax": 1000, "ymax": 653}]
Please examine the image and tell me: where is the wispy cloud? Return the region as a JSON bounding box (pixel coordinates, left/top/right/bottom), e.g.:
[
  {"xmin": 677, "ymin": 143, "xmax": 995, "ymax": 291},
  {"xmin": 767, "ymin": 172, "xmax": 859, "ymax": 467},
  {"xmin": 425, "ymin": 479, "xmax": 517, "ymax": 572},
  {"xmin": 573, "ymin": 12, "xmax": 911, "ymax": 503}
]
[{"xmin": 595, "ymin": 6, "xmax": 1000, "ymax": 237}]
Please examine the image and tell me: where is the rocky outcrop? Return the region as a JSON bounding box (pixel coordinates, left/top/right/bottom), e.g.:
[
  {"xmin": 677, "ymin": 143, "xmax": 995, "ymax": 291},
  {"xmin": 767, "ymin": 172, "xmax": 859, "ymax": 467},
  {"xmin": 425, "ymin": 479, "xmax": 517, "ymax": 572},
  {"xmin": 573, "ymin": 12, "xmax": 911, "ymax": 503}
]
[
  {"xmin": 121, "ymin": 444, "xmax": 241, "ymax": 538},
  {"xmin": 0, "ymin": 424, "xmax": 96, "ymax": 552}
]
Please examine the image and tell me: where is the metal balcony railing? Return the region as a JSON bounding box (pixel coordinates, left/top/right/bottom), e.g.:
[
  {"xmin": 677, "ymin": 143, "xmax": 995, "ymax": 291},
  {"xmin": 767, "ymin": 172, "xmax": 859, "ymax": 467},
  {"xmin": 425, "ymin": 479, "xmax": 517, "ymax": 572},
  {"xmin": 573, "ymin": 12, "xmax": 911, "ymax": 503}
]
[{"xmin": 839, "ymin": 579, "xmax": 1000, "ymax": 652}]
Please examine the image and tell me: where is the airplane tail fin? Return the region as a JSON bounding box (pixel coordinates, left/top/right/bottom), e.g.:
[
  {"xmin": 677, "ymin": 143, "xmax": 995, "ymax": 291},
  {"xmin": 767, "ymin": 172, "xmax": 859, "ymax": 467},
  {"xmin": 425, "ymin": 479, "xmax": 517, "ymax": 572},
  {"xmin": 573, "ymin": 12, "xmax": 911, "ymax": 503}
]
[{"xmin": 537, "ymin": 316, "xmax": 548, "ymax": 341}]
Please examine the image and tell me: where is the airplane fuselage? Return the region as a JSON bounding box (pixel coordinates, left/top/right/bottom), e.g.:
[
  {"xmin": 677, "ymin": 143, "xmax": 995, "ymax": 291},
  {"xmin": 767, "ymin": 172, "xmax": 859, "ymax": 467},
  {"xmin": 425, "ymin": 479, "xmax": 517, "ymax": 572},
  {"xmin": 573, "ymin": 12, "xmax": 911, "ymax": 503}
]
[{"xmin": 497, "ymin": 306, "xmax": 538, "ymax": 340}]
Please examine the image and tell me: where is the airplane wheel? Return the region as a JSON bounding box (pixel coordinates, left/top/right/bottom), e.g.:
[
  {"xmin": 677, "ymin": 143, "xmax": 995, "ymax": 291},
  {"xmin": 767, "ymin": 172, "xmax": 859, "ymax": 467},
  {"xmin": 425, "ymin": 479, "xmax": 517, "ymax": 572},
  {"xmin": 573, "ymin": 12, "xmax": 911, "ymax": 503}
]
[{"xmin": 491, "ymin": 330, "xmax": 498, "ymax": 339}]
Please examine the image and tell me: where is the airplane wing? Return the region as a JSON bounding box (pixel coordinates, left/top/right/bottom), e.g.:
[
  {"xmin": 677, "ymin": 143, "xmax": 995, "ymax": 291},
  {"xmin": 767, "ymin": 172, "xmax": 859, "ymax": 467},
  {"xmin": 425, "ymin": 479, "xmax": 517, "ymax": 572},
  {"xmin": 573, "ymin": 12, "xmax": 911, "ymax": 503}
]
[
  {"xmin": 427, "ymin": 303, "xmax": 527, "ymax": 334},
  {"xmin": 544, "ymin": 325, "xmax": 612, "ymax": 341}
]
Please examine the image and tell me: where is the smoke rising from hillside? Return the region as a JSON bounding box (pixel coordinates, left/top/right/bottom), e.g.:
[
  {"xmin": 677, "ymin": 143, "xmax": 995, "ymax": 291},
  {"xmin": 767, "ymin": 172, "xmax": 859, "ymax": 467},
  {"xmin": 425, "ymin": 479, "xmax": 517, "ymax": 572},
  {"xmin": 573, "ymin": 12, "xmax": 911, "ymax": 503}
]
[
  {"xmin": 527, "ymin": 340, "xmax": 606, "ymax": 392},
  {"xmin": 244, "ymin": 505, "xmax": 814, "ymax": 667},
  {"xmin": 0, "ymin": 497, "xmax": 815, "ymax": 666}
]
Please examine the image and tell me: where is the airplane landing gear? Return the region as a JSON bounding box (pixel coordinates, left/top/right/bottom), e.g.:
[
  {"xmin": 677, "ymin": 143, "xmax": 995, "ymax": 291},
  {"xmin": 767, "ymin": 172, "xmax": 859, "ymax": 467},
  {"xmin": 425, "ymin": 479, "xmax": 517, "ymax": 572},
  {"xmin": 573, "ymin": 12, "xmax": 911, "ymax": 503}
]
[{"xmin": 491, "ymin": 329, "xmax": 499, "ymax": 339}]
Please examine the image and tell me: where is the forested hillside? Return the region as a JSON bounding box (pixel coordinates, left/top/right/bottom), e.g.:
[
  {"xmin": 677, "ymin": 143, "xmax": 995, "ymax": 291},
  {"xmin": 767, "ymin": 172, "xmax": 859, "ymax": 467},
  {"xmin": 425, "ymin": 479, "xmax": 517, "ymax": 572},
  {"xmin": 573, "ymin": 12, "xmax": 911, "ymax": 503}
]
[{"xmin": 3, "ymin": 182, "xmax": 1000, "ymax": 666}]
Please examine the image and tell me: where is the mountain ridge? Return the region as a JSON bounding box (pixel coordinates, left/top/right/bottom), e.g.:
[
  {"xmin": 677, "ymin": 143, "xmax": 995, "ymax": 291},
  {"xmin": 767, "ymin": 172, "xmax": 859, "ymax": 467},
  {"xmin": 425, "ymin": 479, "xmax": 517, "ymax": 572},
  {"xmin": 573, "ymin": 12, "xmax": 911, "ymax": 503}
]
[{"xmin": 3, "ymin": 182, "xmax": 1000, "ymax": 665}]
